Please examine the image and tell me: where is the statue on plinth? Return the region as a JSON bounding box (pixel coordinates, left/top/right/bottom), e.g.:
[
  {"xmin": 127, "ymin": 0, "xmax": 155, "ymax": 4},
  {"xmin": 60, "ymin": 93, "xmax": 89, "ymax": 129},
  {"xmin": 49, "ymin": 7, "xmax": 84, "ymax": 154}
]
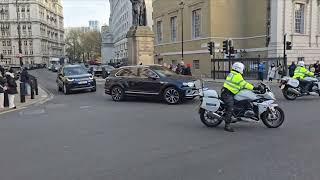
[{"xmin": 130, "ymin": 0, "xmax": 147, "ymax": 26}]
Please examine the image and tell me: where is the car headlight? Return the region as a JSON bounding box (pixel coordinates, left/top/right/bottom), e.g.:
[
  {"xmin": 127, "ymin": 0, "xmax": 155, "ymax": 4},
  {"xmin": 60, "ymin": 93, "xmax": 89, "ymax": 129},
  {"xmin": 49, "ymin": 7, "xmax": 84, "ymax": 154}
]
[
  {"xmin": 183, "ymin": 82, "xmax": 195, "ymax": 87},
  {"xmin": 66, "ymin": 78, "xmax": 74, "ymax": 82}
]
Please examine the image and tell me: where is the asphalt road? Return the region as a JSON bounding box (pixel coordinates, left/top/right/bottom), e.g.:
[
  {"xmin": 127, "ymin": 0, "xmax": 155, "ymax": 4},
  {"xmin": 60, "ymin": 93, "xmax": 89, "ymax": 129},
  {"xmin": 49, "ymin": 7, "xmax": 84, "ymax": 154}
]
[{"xmin": 0, "ymin": 69, "xmax": 320, "ymax": 180}]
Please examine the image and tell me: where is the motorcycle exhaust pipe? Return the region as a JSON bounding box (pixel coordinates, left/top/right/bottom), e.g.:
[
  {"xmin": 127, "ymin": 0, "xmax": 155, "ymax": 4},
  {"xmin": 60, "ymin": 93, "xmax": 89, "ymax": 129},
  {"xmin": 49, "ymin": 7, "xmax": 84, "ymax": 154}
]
[
  {"xmin": 287, "ymin": 87, "xmax": 301, "ymax": 95},
  {"xmin": 207, "ymin": 111, "xmax": 222, "ymax": 119}
]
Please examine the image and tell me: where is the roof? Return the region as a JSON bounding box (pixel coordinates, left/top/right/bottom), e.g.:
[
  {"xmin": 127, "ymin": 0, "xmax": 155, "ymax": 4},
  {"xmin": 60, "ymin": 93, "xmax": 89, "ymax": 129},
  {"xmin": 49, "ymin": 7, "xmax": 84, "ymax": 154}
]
[
  {"xmin": 63, "ymin": 64, "xmax": 82, "ymax": 68},
  {"xmin": 120, "ymin": 64, "xmax": 163, "ymax": 68}
]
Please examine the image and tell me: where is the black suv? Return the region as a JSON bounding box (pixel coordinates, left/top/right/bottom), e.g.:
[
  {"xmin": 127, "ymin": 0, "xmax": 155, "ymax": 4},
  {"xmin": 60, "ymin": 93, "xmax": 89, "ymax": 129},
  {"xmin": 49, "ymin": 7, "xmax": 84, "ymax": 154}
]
[
  {"xmin": 57, "ymin": 64, "xmax": 96, "ymax": 94},
  {"xmin": 105, "ymin": 65, "xmax": 198, "ymax": 104}
]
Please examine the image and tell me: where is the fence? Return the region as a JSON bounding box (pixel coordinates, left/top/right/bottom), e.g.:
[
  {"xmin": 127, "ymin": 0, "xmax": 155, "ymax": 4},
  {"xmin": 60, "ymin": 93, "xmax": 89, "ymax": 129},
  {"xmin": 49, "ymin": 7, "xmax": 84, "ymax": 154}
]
[{"xmin": 211, "ymin": 57, "xmax": 285, "ymax": 80}]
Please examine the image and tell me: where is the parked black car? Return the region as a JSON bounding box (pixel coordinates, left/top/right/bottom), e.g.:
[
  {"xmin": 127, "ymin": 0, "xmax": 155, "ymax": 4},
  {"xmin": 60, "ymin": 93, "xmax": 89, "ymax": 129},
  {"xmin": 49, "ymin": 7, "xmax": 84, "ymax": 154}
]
[
  {"xmin": 104, "ymin": 65, "xmax": 199, "ymax": 104},
  {"xmin": 57, "ymin": 64, "xmax": 96, "ymax": 94}
]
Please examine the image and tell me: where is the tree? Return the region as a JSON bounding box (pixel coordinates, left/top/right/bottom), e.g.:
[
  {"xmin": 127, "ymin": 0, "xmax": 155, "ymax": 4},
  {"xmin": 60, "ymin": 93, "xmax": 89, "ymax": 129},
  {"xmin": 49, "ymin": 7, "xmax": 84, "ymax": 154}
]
[{"xmin": 65, "ymin": 29, "xmax": 83, "ymax": 62}]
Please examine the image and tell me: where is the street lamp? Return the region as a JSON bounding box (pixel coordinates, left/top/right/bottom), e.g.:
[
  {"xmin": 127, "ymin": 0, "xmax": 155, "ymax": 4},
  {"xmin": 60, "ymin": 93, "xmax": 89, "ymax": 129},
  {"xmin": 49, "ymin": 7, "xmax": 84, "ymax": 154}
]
[
  {"xmin": 16, "ymin": 0, "xmax": 23, "ymax": 66},
  {"xmin": 179, "ymin": 0, "xmax": 185, "ymax": 62}
]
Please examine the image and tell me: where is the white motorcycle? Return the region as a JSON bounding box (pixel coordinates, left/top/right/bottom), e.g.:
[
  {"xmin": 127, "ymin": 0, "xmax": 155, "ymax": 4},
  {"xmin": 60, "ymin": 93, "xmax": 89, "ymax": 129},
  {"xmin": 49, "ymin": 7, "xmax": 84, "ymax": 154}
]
[
  {"xmin": 196, "ymin": 81, "xmax": 285, "ymax": 128},
  {"xmin": 280, "ymin": 76, "xmax": 320, "ymax": 100}
]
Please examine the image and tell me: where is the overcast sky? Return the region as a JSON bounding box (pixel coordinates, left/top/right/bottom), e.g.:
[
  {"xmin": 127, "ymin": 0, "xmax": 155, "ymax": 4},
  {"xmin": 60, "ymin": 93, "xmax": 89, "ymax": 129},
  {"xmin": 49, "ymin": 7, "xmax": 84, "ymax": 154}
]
[{"xmin": 63, "ymin": 0, "xmax": 110, "ymax": 27}]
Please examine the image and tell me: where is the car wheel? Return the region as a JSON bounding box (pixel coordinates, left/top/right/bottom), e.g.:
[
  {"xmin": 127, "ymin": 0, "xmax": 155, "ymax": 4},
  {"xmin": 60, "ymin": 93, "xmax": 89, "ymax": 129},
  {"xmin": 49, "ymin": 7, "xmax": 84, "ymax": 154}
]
[
  {"xmin": 163, "ymin": 87, "xmax": 181, "ymax": 105},
  {"xmin": 63, "ymin": 84, "xmax": 70, "ymax": 95},
  {"xmin": 111, "ymin": 86, "xmax": 124, "ymax": 101}
]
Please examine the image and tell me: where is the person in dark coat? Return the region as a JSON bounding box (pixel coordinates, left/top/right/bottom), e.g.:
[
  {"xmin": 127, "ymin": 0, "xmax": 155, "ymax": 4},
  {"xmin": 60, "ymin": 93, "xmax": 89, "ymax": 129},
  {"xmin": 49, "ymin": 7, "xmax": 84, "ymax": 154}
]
[
  {"xmin": 5, "ymin": 70, "xmax": 18, "ymax": 109},
  {"xmin": 183, "ymin": 64, "xmax": 192, "ymax": 76},
  {"xmin": 288, "ymin": 61, "xmax": 296, "ymax": 77},
  {"xmin": 0, "ymin": 65, "xmax": 5, "ymax": 77},
  {"xmin": 20, "ymin": 67, "xmax": 29, "ymax": 95},
  {"xmin": 0, "ymin": 73, "xmax": 6, "ymax": 109}
]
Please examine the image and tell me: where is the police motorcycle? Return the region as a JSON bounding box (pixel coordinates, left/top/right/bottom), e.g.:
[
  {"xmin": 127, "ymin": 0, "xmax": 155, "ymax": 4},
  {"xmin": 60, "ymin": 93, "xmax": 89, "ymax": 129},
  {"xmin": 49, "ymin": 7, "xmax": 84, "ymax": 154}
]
[
  {"xmin": 280, "ymin": 76, "xmax": 320, "ymax": 100},
  {"xmin": 196, "ymin": 80, "xmax": 285, "ymax": 128}
]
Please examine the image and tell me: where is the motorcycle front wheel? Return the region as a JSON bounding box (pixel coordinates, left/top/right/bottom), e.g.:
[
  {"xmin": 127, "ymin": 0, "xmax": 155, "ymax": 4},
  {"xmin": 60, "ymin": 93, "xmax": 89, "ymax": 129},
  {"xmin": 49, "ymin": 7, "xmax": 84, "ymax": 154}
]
[
  {"xmin": 282, "ymin": 87, "xmax": 297, "ymax": 100},
  {"xmin": 261, "ymin": 107, "xmax": 285, "ymax": 128},
  {"xmin": 199, "ymin": 108, "xmax": 223, "ymax": 128}
]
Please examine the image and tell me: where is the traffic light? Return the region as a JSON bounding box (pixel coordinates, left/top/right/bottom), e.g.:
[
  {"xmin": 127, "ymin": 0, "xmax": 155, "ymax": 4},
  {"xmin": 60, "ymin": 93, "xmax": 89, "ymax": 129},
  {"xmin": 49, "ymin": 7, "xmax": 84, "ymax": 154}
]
[
  {"xmin": 223, "ymin": 40, "xmax": 229, "ymax": 54},
  {"xmin": 207, "ymin": 42, "xmax": 214, "ymax": 55},
  {"xmin": 286, "ymin": 41, "xmax": 292, "ymax": 50}
]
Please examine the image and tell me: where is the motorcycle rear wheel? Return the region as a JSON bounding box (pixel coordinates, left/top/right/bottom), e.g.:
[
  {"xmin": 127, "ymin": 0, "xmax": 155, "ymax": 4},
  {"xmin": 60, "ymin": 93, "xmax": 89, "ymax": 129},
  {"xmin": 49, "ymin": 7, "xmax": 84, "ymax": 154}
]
[
  {"xmin": 199, "ymin": 108, "xmax": 223, "ymax": 128},
  {"xmin": 261, "ymin": 107, "xmax": 285, "ymax": 128}
]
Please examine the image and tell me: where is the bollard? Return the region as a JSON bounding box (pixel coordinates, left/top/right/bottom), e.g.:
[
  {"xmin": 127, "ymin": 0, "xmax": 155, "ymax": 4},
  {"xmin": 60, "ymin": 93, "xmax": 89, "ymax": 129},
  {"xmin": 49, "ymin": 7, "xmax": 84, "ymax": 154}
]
[
  {"xmin": 20, "ymin": 82, "xmax": 26, "ymax": 103},
  {"xmin": 4, "ymin": 92, "xmax": 9, "ymax": 107},
  {"xmin": 30, "ymin": 79, "xmax": 35, "ymax": 99},
  {"xmin": 34, "ymin": 78, "xmax": 39, "ymax": 95}
]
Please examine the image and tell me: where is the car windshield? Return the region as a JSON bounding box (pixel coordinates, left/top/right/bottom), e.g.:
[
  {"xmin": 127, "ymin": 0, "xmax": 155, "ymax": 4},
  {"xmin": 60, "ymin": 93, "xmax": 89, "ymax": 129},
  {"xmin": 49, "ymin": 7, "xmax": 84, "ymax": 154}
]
[
  {"xmin": 150, "ymin": 66, "xmax": 176, "ymax": 77},
  {"xmin": 11, "ymin": 67, "xmax": 21, "ymax": 72},
  {"xmin": 64, "ymin": 67, "xmax": 87, "ymax": 76}
]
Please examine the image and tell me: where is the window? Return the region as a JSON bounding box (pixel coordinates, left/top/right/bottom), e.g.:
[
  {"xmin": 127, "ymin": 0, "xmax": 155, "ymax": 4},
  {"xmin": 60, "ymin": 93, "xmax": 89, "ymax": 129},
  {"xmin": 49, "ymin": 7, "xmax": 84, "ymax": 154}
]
[
  {"xmin": 295, "ymin": 3, "xmax": 305, "ymax": 34},
  {"xmin": 193, "ymin": 60, "xmax": 200, "ymax": 69},
  {"xmin": 170, "ymin": 16, "xmax": 177, "ymax": 42},
  {"xmin": 192, "ymin": 9, "xmax": 201, "ymax": 39},
  {"xmin": 156, "ymin": 20, "xmax": 163, "ymax": 43},
  {"xmin": 116, "ymin": 68, "xmax": 138, "ymax": 77},
  {"xmin": 139, "ymin": 68, "xmax": 159, "ymax": 78},
  {"xmin": 7, "ymin": 40, "xmax": 11, "ymax": 46},
  {"xmin": 2, "ymin": 41, "xmax": 6, "ymax": 46},
  {"xmin": 7, "ymin": 50, "xmax": 12, "ymax": 55}
]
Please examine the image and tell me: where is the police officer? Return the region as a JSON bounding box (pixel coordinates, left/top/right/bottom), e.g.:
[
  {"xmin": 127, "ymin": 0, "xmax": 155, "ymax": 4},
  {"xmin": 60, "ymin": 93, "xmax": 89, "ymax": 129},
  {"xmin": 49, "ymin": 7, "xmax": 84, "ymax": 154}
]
[
  {"xmin": 293, "ymin": 61, "xmax": 314, "ymax": 94},
  {"xmin": 221, "ymin": 62, "xmax": 260, "ymax": 132}
]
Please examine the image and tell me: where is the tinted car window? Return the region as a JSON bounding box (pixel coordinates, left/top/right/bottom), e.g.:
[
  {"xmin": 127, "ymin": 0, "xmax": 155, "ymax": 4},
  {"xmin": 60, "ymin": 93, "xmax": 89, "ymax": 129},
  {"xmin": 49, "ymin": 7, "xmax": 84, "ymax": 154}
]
[
  {"xmin": 150, "ymin": 66, "xmax": 176, "ymax": 77},
  {"xmin": 63, "ymin": 67, "xmax": 87, "ymax": 76},
  {"xmin": 116, "ymin": 68, "xmax": 138, "ymax": 77},
  {"xmin": 139, "ymin": 68, "xmax": 158, "ymax": 78}
]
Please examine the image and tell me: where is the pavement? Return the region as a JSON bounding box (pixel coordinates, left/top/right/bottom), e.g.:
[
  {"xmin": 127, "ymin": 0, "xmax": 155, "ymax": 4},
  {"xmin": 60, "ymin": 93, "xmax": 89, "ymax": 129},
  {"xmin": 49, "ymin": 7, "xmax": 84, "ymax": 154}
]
[
  {"xmin": 0, "ymin": 69, "xmax": 320, "ymax": 180},
  {"xmin": 0, "ymin": 80, "xmax": 50, "ymax": 115}
]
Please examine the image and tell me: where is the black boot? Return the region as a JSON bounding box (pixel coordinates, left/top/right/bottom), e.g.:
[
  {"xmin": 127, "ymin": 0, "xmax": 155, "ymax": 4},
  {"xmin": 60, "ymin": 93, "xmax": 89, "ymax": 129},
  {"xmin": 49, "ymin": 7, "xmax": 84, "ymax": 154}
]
[{"xmin": 224, "ymin": 123, "xmax": 235, "ymax": 132}]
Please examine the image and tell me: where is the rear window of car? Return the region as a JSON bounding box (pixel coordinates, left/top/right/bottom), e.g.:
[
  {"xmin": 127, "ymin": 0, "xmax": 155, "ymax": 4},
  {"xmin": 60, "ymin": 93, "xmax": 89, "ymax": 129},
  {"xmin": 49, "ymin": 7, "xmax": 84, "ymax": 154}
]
[{"xmin": 115, "ymin": 68, "xmax": 138, "ymax": 77}]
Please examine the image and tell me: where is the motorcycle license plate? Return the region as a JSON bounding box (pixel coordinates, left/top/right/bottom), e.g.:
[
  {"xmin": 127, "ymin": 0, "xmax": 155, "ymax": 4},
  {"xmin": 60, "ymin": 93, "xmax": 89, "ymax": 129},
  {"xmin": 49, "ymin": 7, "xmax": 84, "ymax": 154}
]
[
  {"xmin": 280, "ymin": 85, "xmax": 285, "ymax": 89},
  {"xmin": 78, "ymin": 81, "xmax": 87, "ymax": 84}
]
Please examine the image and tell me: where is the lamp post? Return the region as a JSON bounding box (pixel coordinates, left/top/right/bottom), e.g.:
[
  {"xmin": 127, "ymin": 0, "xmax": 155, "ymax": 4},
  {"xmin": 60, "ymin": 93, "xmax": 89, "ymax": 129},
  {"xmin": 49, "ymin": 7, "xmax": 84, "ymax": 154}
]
[
  {"xmin": 16, "ymin": 0, "xmax": 23, "ymax": 66},
  {"xmin": 179, "ymin": 1, "xmax": 185, "ymax": 62},
  {"xmin": 283, "ymin": 33, "xmax": 288, "ymax": 76}
]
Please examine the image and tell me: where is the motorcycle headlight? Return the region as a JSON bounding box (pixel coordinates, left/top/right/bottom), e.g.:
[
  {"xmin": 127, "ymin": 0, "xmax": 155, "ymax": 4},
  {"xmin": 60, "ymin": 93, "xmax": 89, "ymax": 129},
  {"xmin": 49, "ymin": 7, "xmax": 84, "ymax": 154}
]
[
  {"xmin": 183, "ymin": 82, "xmax": 195, "ymax": 87},
  {"xmin": 89, "ymin": 76, "xmax": 94, "ymax": 80},
  {"xmin": 66, "ymin": 78, "xmax": 74, "ymax": 82}
]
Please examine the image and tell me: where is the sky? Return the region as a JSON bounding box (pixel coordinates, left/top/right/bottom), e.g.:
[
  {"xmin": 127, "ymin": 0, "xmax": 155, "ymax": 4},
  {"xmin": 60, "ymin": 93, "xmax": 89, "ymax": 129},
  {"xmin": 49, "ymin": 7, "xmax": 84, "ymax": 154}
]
[{"xmin": 63, "ymin": 0, "xmax": 110, "ymax": 28}]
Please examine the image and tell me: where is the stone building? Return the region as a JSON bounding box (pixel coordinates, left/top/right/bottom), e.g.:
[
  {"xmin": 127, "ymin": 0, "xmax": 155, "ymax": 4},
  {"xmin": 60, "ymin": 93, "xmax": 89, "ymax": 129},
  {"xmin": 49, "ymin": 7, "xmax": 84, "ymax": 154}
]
[
  {"xmin": 0, "ymin": 0, "xmax": 64, "ymax": 65},
  {"xmin": 101, "ymin": 25, "xmax": 113, "ymax": 63},
  {"xmin": 108, "ymin": 0, "xmax": 153, "ymax": 63},
  {"xmin": 153, "ymin": 0, "xmax": 320, "ymax": 76}
]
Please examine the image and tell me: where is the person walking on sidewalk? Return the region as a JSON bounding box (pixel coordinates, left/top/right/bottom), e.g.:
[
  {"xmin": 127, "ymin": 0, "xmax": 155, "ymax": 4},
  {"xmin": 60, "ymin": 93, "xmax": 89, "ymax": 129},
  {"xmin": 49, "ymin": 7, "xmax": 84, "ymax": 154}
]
[
  {"xmin": 258, "ymin": 62, "xmax": 265, "ymax": 81},
  {"xmin": 267, "ymin": 63, "xmax": 276, "ymax": 81},
  {"xmin": 0, "ymin": 73, "xmax": 6, "ymax": 109},
  {"xmin": 5, "ymin": 70, "xmax": 18, "ymax": 109},
  {"xmin": 20, "ymin": 67, "xmax": 29, "ymax": 96},
  {"xmin": 288, "ymin": 62, "xmax": 296, "ymax": 77}
]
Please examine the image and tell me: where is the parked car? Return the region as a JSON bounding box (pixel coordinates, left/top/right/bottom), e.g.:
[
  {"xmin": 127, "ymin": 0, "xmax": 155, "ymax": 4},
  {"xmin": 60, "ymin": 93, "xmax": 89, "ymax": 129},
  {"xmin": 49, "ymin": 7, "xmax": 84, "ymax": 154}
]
[
  {"xmin": 104, "ymin": 65, "xmax": 199, "ymax": 104},
  {"xmin": 94, "ymin": 65, "xmax": 115, "ymax": 77},
  {"xmin": 57, "ymin": 64, "xmax": 96, "ymax": 94}
]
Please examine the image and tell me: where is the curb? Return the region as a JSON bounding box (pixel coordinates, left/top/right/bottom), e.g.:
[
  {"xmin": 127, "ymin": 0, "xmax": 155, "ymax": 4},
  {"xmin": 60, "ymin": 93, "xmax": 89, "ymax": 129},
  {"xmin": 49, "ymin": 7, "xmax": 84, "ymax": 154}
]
[{"xmin": 0, "ymin": 85, "xmax": 52, "ymax": 115}]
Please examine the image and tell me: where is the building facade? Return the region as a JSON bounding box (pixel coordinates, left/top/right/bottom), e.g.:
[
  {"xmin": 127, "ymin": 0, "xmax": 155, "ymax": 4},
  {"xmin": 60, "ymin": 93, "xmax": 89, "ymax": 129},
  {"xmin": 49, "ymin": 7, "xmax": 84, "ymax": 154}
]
[
  {"xmin": 153, "ymin": 0, "xmax": 320, "ymax": 77},
  {"xmin": 89, "ymin": 20, "xmax": 100, "ymax": 32},
  {"xmin": 0, "ymin": 0, "xmax": 64, "ymax": 65},
  {"xmin": 108, "ymin": 0, "xmax": 153, "ymax": 63}
]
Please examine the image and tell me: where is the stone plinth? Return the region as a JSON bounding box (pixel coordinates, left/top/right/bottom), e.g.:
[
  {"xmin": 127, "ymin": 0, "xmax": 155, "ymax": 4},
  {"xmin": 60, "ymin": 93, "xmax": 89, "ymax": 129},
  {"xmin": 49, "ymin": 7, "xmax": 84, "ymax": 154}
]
[{"xmin": 127, "ymin": 26, "xmax": 155, "ymax": 65}]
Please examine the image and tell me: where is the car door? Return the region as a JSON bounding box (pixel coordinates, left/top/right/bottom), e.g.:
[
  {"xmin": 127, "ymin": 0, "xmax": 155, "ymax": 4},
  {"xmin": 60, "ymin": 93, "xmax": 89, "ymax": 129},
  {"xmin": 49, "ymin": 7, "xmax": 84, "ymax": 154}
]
[
  {"xmin": 116, "ymin": 67, "xmax": 139, "ymax": 93},
  {"xmin": 132, "ymin": 67, "xmax": 162, "ymax": 95}
]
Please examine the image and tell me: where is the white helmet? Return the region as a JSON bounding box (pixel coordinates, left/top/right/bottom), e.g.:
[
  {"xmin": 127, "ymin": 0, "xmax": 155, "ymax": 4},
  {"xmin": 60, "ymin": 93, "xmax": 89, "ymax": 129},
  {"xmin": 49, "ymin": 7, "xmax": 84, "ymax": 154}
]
[
  {"xmin": 298, "ymin": 61, "xmax": 305, "ymax": 67},
  {"xmin": 232, "ymin": 62, "xmax": 245, "ymax": 74}
]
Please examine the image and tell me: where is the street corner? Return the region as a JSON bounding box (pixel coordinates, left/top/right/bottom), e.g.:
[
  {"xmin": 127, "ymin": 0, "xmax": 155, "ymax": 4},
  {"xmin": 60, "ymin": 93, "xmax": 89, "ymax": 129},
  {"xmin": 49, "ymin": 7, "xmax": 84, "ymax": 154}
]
[{"xmin": 0, "ymin": 85, "xmax": 52, "ymax": 115}]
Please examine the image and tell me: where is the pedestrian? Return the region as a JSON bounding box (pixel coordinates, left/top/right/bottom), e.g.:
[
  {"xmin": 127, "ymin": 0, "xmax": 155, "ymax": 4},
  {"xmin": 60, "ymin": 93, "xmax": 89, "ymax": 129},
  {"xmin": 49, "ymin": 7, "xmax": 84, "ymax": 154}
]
[
  {"xmin": 183, "ymin": 64, "xmax": 192, "ymax": 76},
  {"xmin": 0, "ymin": 65, "xmax": 5, "ymax": 77},
  {"xmin": 258, "ymin": 62, "xmax": 265, "ymax": 81},
  {"xmin": 5, "ymin": 70, "xmax": 18, "ymax": 109},
  {"xmin": 267, "ymin": 63, "xmax": 276, "ymax": 81},
  {"xmin": 0, "ymin": 73, "xmax": 6, "ymax": 109},
  {"xmin": 313, "ymin": 61, "xmax": 320, "ymax": 74},
  {"xmin": 20, "ymin": 67, "xmax": 29, "ymax": 96},
  {"xmin": 275, "ymin": 64, "xmax": 283, "ymax": 83},
  {"xmin": 175, "ymin": 63, "xmax": 181, "ymax": 74},
  {"xmin": 288, "ymin": 61, "xmax": 296, "ymax": 77}
]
